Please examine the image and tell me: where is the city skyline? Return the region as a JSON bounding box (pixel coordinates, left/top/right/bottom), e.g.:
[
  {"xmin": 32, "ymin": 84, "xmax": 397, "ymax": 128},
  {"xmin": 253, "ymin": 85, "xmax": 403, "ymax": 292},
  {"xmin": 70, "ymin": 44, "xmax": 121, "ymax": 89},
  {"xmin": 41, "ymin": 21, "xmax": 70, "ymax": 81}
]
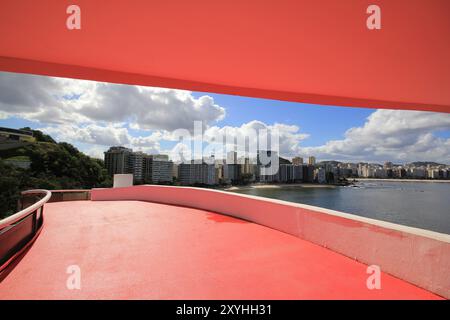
[
  {"xmin": 101, "ymin": 144, "xmax": 450, "ymax": 187},
  {"xmin": 1, "ymin": 71, "xmax": 450, "ymax": 164},
  {"xmin": 103, "ymin": 143, "xmax": 450, "ymax": 166}
]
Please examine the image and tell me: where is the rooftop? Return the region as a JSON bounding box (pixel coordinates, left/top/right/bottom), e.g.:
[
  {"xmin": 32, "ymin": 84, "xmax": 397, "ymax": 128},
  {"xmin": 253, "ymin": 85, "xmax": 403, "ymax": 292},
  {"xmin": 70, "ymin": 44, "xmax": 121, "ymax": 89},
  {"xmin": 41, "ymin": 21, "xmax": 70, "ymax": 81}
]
[{"xmin": 0, "ymin": 199, "xmax": 441, "ymax": 299}]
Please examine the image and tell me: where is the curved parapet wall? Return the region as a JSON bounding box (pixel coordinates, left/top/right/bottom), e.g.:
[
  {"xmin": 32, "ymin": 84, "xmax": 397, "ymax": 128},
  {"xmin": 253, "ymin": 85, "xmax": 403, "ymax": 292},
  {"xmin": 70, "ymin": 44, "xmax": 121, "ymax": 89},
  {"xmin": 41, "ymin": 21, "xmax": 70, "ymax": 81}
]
[
  {"xmin": 0, "ymin": 190, "xmax": 51, "ymax": 273},
  {"xmin": 91, "ymin": 185, "xmax": 450, "ymax": 298}
]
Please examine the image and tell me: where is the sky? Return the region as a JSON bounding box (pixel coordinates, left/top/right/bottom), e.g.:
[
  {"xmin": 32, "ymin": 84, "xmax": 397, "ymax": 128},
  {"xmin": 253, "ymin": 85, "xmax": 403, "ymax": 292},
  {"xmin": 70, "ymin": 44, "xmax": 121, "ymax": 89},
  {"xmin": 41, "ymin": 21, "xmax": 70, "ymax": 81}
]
[{"xmin": 0, "ymin": 71, "xmax": 449, "ymax": 164}]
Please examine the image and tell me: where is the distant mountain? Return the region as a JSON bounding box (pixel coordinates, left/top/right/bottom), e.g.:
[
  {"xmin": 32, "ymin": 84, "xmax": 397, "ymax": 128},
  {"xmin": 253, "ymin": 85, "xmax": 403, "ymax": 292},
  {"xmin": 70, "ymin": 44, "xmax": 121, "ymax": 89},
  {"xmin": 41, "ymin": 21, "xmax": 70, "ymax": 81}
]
[
  {"xmin": 318, "ymin": 160, "xmax": 341, "ymax": 166},
  {"xmin": 409, "ymin": 161, "xmax": 446, "ymax": 167},
  {"xmin": 0, "ymin": 128, "xmax": 112, "ymax": 218}
]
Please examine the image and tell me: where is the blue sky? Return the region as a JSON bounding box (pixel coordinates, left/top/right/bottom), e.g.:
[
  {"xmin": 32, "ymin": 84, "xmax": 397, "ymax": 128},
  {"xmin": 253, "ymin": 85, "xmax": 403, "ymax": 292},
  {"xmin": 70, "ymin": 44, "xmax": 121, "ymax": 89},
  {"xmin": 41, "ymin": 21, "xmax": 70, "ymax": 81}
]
[
  {"xmin": 114, "ymin": 92, "xmax": 378, "ymax": 153},
  {"xmin": 0, "ymin": 71, "xmax": 449, "ymax": 163},
  {"xmin": 1, "ymin": 98, "xmax": 376, "ymax": 151},
  {"xmin": 191, "ymin": 92, "xmax": 375, "ymax": 147}
]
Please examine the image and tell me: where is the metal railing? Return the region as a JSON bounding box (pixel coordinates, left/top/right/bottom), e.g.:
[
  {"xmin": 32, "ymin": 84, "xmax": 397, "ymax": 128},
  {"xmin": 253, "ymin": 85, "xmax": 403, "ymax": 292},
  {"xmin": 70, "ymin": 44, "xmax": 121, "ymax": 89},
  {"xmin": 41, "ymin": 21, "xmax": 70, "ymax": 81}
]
[{"xmin": 0, "ymin": 189, "xmax": 51, "ymax": 272}]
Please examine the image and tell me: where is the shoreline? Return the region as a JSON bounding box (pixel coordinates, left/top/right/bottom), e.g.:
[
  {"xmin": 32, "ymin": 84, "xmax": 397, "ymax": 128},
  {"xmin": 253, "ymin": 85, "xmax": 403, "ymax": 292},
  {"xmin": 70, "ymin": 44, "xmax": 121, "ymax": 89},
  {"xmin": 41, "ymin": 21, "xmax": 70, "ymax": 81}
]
[
  {"xmin": 355, "ymin": 178, "xmax": 450, "ymax": 183},
  {"xmin": 224, "ymin": 183, "xmax": 336, "ymax": 191},
  {"xmin": 223, "ymin": 179, "xmax": 450, "ymax": 191}
]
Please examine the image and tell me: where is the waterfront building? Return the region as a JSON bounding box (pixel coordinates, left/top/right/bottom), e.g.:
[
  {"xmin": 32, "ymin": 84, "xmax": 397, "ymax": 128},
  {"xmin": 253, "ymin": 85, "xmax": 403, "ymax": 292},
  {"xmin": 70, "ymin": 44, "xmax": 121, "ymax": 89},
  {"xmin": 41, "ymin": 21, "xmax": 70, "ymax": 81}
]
[
  {"xmin": 203, "ymin": 163, "xmax": 216, "ymax": 185},
  {"xmin": 241, "ymin": 157, "xmax": 252, "ymax": 175},
  {"xmin": 302, "ymin": 165, "xmax": 315, "ymax": 182},
  {"xmin": 172, "ymin": 163, "xmax": 179, "ymax": 179},
  {"xmin": 293, "ymin": 164, "xmax": 303, "ymax": 182},
  {"xmin": 428, "ymin": 169, "xmax": 441, "ymax": 179},
  {"xmin": 215, "ymin": 163, "xmax": 224, "ymax": 184},
  {"xmin": 315, "ymin": 168, "xmax": 326, "ymax": 184},
  {"xmin": 279, "ymin": 164, "xmax": 294, "ymax": 183},
  {"xmin": 178, "ymin": 163, "xmax": 195, "ymax": 185},
  {"xmin": 340, "ymin": 168, "xmax": 353, "ymax": 178},
  {"xmin": 178, "ymin": 161, "xmax": 217, "ymax": 185},
  {"xmin": 227, "ymin": 151, "xmax": 237, "ymax": 165},
  {"xmin": 223, "ymin": 164, "xmax": 239, "ymax": 184},
  {"xmin": 411, "ymin": 168, "xmax": 427, "ymax": 179},
  {"xmin": 257, "ymin": 150, "xmax": 280, "ymax": 183},
  {"xmin": 374, "ymin": 168, "xmax": 386, "ymax": 178}
]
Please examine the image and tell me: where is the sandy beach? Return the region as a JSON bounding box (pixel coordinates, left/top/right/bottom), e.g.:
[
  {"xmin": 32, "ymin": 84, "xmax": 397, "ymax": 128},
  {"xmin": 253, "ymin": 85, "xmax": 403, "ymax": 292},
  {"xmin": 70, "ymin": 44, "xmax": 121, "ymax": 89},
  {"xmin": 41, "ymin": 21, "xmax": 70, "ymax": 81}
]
[{"xmin": 224, "ymin": 183, "xmax": 336, "ymax": 191}]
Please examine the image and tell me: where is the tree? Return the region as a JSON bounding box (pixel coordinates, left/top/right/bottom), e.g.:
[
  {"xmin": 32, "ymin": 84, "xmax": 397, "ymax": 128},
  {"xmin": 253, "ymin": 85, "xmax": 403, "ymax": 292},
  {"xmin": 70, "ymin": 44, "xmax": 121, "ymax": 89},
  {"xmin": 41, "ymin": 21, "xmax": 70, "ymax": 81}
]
[
  {"xmin": 0, "ymin": 130, "xmax": 112, "ymax": 218},
  {"xmin": 0, "ymin": 160, "xmax": 23, "ymax": 218}
]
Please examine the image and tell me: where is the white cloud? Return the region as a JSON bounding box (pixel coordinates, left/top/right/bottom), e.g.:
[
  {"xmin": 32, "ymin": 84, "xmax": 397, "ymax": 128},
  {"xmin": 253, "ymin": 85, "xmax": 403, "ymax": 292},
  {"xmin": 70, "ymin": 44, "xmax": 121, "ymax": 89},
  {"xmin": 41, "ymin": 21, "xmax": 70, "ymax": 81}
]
[
  {"xmin": 300, "ymin": 110, "xmax": 450, "ymax": 163},
  {"xmin": 2, "ymin": 72, "xmax": 449, "ymax": 164},
  {"xmin": 83, "ymin": 145, "xmax": 107, "ymax": 160},
  {"xmin": 0, "ymin": 72, "xmax": 225, "ymax": 131},
  {"xmin": 202, "ymin": 120, "xmax": 309, "ymax": 158},
  {"xmin": 40, "ymin": 124, "xmax": 131, "ymax": 146},
  {"xmin": 39, "ymin": 124, "xmax": 163, "ymax": 159}
]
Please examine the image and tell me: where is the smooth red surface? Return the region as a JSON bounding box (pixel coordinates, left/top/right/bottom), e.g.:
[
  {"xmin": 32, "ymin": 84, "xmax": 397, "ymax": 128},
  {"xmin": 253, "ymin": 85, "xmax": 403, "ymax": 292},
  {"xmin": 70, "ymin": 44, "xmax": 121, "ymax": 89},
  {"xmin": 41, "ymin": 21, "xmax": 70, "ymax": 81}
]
[
  {"xmin": 90, "ymin": 185, "xmax": 450, "ymax": 299},
  {"xmin": 0, "ymin": 0, "xmax": 449, "ymax": 112},
  {"xmin": 0, "ymin": 201, "xmax": 441, "ymax": 299}
]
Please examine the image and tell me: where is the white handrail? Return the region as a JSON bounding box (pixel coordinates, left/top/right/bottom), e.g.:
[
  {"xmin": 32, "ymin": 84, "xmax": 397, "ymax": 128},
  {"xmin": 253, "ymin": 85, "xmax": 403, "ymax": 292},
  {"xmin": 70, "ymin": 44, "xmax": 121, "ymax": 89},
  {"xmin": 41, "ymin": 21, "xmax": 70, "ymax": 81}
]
[{"xmin": 0, "ymin": 189, "xmax": 51, "ymax": 229}]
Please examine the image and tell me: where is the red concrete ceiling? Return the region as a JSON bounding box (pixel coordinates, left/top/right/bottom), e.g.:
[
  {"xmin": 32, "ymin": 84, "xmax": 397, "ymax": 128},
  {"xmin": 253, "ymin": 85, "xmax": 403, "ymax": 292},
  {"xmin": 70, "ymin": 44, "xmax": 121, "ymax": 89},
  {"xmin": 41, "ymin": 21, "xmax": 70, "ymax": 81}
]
[{"xmin": 0, "ymin": 0, "xmax": 449, "ymax": 112}]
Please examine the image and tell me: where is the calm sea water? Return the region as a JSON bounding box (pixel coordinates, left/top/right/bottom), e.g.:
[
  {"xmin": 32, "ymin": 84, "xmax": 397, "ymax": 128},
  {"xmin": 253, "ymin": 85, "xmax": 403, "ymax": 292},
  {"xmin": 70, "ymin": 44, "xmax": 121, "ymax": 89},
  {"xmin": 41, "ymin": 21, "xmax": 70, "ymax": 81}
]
[{"xmin": 230, "ymin": 181, "xmax": 450, "ymax": 234}]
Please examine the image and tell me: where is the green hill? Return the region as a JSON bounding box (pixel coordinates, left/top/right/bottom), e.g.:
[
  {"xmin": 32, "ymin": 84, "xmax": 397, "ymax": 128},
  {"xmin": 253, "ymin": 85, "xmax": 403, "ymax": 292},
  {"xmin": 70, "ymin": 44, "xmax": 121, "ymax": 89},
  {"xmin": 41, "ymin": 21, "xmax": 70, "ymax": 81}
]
[{"xmin": 0, "ymin": 128, "xmax": 112, "ymax": 218}]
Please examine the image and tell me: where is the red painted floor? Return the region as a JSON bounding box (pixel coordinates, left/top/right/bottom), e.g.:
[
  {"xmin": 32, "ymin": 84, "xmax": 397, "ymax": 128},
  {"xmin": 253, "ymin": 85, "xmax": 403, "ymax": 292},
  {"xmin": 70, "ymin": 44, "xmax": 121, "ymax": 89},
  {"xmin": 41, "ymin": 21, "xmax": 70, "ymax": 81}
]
[{"xmin": 0, "ymin": 200, "xmax": 441, "ymax": 299}]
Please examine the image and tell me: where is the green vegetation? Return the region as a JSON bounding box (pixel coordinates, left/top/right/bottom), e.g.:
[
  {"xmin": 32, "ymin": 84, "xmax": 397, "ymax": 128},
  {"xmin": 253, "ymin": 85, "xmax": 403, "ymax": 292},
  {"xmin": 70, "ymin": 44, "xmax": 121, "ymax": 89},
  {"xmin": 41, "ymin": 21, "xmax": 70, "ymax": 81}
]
[
  {"xmin": 0, "ymin": 128, "xmax": 112, "ymax": 218},
  {"xmin": 4, "ymin": 155, "xmax": 30, "ymax": 161}
]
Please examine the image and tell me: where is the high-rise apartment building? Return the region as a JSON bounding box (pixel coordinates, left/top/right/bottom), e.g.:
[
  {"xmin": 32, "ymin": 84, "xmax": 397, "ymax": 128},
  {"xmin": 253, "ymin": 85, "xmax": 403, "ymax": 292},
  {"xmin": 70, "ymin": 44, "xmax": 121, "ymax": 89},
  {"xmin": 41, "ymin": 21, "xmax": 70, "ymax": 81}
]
[
  {"xmin": 178, "ymin": 163, "xmax": 195, "ymax": 185},
  {"xmin": 105, "ymin": 147, "xmax": 173, "ymax": 184},
  {"xmin": 302, "ymin": 164, "xmax": 315, "ymax": 182},
  {"xmin": 143, "ymin": 154, "xmax": 173, "ymax": 183},
  {"xmin": 308, "ymin": 156, "xmax": 316, "ymax": 166},
  {"xmin": 172, "ymin": 163, "xmax": 179, "ymax": 180},
  {"xmin": 104, "ymin": 146, "xmax": 133, "ymax": 176},
  {"xmin": 292, "ymin": 157, "xmax": 303, "ymax": 166},
  {"xmin": 257, "ymin": 150, "xmax": 279, "ymax": 182},
  {"xmin": 223, "ymin": 164, "xmax": 239, "ymax": 183},
  {"xmin": 241, "ymin": 157, "xmax": 252, "ymax": 175},
  {"xmin": 279, "ymin": 164, "xmax": 295, "ymax": 183},
  {"xmin": 227, "ymin": 151, "xmax": 237, "ymax": 165},
  {"xmin": 215, "ymin": 163, "xmax": 224, "ymax": 183},
  {"xmin": 129, "ymin": 151, "xmax": 146, "ymax": 182},
  {"xmin": 203, "ymin": 163, "xmax": 216, "ymax": 185},
  {"xmin": 293, "ymin": 164, "xmax": 303, "ymax": 182},
  {"xmin": 315, "ymin": 168, "xmax": 326, "ymax": 183},
  {"xmin": 178, "ymin": 161, "xmax": 217, "ymax": 185}
]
